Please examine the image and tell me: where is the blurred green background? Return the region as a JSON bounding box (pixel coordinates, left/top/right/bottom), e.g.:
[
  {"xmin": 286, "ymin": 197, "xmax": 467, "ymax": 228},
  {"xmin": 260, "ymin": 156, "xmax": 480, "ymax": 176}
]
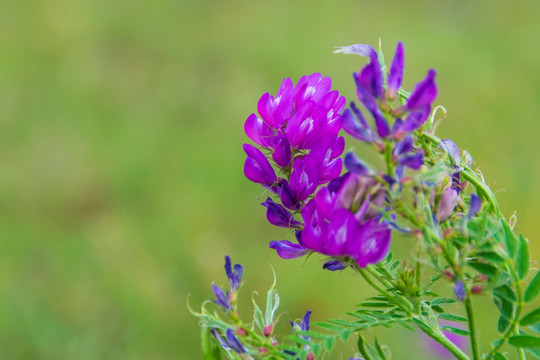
[{"xmin": 1, "ymin": 0, "xmax": 539, "ymax": 358}]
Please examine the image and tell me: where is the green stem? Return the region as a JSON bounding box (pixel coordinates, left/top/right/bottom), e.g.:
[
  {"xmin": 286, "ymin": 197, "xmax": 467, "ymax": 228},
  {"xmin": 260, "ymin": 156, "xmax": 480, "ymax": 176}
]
[
  {"xmin": 464, "ymin": 290, "xmax": 480, "ymax": 360},
  {"xmin": 414, "ymin": 316, "xmax": 471, "ymax": 360},
  {"xmin": 357, "ymin": 267, "xmax": 412, "ymax": 315}
]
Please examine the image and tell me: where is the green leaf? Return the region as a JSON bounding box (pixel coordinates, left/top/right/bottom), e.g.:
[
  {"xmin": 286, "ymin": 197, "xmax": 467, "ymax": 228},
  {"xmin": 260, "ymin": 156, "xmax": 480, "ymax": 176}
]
[
  {"xmin": 475, "ymin": 251, "xmax": 506, "ymax": 264},
  {"xmin": 431, "ymin": 297, "xmax": 458, "ymax": 306},
  {"xmin": 502, "ymin": 220, "xmax": 517, "ymax": 258},
  {"xmin": 516, "ymin": 235, "xmax": 530, "ymax": 280},
  {"xmin": 324, "ymin": 336, "xmax": 336, "ymax": 350},
  {"xmin": 521, "ymin": 308, "xmax": 540, "ymax": 326},
  {"xmin": 441, "ymin": 326, "xmax": 469, "ymax": 336},
  {"xmin": 525, "ymin": 270, "xmax": 540, "ymax": 303},
  {"xmin": 493, "ymin": 294, "xmax": 514, "ymax": 320},
  {"xmin": 201, "ymin": 327, "xmax": 222, "ymax": 360},
  {"xmin": 357, "ymin": 335, "xmax": 376, "ymax": 360},
  {"xmin": 508, "ymin": 335, "xmax": 540, "ymax": 348},
  {"xmin": 374, "ymin": 337, "xmax": 386, "ymax": 360},
  {"xmin": 437, "ymin": 313, "xmax": 468, "ymax": 322},
  {"xmin": 468, "ymin": 261, "xmax": 499, "ymax": 277},
  {"xmin": 498, "ymin": 315, "xmax": 510, "ymax": 333},
  {"xmin": 252, "ymin": 295, "xmax": 264, "ymax": 332},
  {"xmin": 357, "ymin": 302, "xmax": 394, "ymax": 308},
  {"xmin": 432, "ymin": 305, "xmax": 445, "ymax": 313},
  {"xmin": 493, "ymin": 285, "xmax": 517, "ymax": 303},
  {"xmin": 493, "ymin": 352, "xmax": 508, "ymax": 360}
]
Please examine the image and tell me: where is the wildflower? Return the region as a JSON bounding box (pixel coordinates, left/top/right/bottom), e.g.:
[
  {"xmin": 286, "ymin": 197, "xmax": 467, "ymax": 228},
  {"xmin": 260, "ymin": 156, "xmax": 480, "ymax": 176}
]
[
  {"xmin": 467, "ymin": 194, "xmax": 482, "ymax": 220},
  {"xmin": 454, "ymin": 281, "xmax": 466, "ymax": 301},
  {"xmin": 244, "ymin": 73, "xmax": 345, "ymax": 154},
  {"xmin": 243, "ymin": 144, "xmax": 277, "ymax": 186},
  {"xmin": 337, "ymin": 42, "xmax": 438, "ymax": 143},
  {"xmin": 226, "ymin": 328, "xmax": 247, "ymax": 354},
  {"xmin": 436, "ymin": 187, "xmax": 459, "ymax": 222},
  {"xmin": 270, "ymin": 174, "xmax": 391, "ymax": 268},
  {"xmin": 261, "ymin": 197, "xmax": 301, "ymax": 229},
  {"xmin": 224, "ymin": 255, "xmax": 243, "ymax": 292},
  {"xmin": 211, "ymin": 283, "xmax": 231, "ymax": 311}
]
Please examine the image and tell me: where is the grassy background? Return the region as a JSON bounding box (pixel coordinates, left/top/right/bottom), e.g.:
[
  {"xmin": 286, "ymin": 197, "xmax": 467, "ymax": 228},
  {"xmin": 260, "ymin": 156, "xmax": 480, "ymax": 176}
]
[{"xmin": 1, "ymin": 0, "xmax": 539, "ymax": 358}]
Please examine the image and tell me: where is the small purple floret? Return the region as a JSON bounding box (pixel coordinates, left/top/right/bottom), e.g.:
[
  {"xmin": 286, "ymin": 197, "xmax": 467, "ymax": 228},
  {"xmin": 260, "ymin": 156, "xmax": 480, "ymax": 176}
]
[
  {"xmin": 454, "ymin": 281, "xmax": 466, "ymax": 301},
  {"xmin": 211, "ymin": 284, "xmax": 231, "ymax": 310},
  {"xmin": 387, "ymin": 42, "xmax": 405, "ymax": 99},
  {"xmin": 468, "ymin": 194, "xmax": 482, "ymax": 220},
  {"xmin": 269, "ymin": 240, "xmax": 309, "ymax": 259},
  {"xmin": 436, "ymin": 188, "xmax": 459, "ymax": 222},
  {"xmin": 261, "ymin": 197, "xmax": 301, "ymax": 228},
  {"xmin": 224, "ymin": 256, "xmax": 243, "ymax": 291},
  {"xmin": 226, "ymin": 328, "xmax": 247, "ymax": 354},
  {"xmin": 323, "ymin": 260, "xmax": 348, "ymax": 271}
]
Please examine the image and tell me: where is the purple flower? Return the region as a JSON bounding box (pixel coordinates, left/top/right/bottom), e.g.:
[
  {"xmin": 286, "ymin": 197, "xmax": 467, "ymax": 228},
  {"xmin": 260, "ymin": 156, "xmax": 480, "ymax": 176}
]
[
  {"xmin": 436, "ymin": 187, "xmax": 459, "ymax": 222},
  {"xmin": 243, "ymin": 144, "xmax": 277, "ymax": 185},
  {"xmin": 288, "ymin": 156, "xmax": 319, "ymax": 202},
  {"xmin": 392, "ymin": 136, "xmax": 424, "ymax": 170},
  {"xmin": 269, "ymin": 240, "xmax": 309, "ymax": 259},
  {"xmin": 245, "ymin": 73, "xmax": 345, "ymax": 153},
  {"xmin": 261, "ymin": 197, "xmax": 302, "ymax": 228},
  {"xmin": 224, "ymin": 256, "xmax": 243, "ymax": 292},
  {"xmin": 407, "ymin": 69, "xmax": 438, "ymax": 111},
  {"xmin": 291, "ymin": 310, "xmax": 313, "ymax": 341},
  {"xmin": 467, "ymin": 194, "xmax": 482, "ymax": 220},
  {"xmin": 439, "ymin": 139, "xmax": 461, "ymax": 166},
  {"xmin": 272, "ymin": 137, "xmax": 292, "ymax": 167},
  {"xmin": 387, "ymin": 42, "xmax": 405, "ymax": 99},
  {"xmin": 323, "ymin": 260, "xmax": 349, "ymax": 271},
  {"xmin": 211, "ymin": 283, "xmax": 231, "ymax": 311},
  {"xmin": 344, "ymin": 151, "xmax": 371, "ymax": 176},
  {"xmin": 454, "ymin": 281, "xmax": 466, "ymax": 301},
  {"xmin": 226, "ymin": 328, "xmax": 247, "ymax": 354}
]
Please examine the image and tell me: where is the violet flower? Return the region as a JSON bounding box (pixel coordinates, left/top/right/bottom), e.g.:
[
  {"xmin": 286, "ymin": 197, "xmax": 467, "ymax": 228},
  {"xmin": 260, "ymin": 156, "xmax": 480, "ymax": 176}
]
[
  {"xmin": 225, "ymin": 328, "xmax": 247, "ymax": 354},
  {"xmin": 224, "ymin": 255, "xmax": 243, "ymax": 292},
  {"xmin": 243, "ymin": 144, "xmax": 277, "ymax": 186},
  {"xmin": 211, "ymin": 283, "xmax": 231, "ymax": 311},
  {"xmin": 261, "ymin": 197, "xmax": 301, "ymax": 229},
  {"xmin": 467, "ymin": 194, "xmax": 482, "ymax": 220},
  {"xmin": 270, "ymin": 174, "xmax": 391, "ymax": 268},
  {"xmin": 436, "ymin": 187, "xmax": 459, "ymax": 222},
  {"xmin": 454, "ymin": 281, "xmax": 466, "ymax": 301}
]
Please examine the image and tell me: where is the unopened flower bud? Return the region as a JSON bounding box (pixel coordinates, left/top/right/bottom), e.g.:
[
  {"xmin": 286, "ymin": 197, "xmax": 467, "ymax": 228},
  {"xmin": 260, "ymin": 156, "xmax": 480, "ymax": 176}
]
[
  {"xmin": 454, "ymin": 281, "xmax": 466, "ymax": 301},
  {"xmin": 235, "ymin": 327, "xmax": 248, "ymax": 336},
  {"xmin": 443, "ymin": 269, "xmax": 455, "ymax": 281},
  {"xmin": 306, "ymin": 352, "xmax": 315, "ymax": 360},
  {"xmin": 476, "ymin": 274, "xmax": 488, "ymax": 282},
  {"xmin": 472, "ymin": 285, "xmax": 484, "ymax": 294},
  {"xmin": 258, "ymin": 347, "xmax": 269, "ymax": 355},
  {"xmin": 264, "ymin": 323, "xmax": 274, "ymax": 337}
]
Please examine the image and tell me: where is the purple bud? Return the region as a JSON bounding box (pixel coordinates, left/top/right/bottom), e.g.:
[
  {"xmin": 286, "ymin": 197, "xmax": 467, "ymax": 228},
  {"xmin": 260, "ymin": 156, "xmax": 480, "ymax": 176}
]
[
  {"xmin": 279, "ymin": 180, "xmax": 301, "ymax": 210},
  {"xmin": 454, "ymin": 281, "xmax": 466, "ymax": 301},
  {"xmin": 327, "ymin": 172, "xmax": 351, "ymax": 193},
  {"xmin": 261, "ymin": 197, "xmax": 301, "ymax": 228},
  {"xmin": 344, "ymin": 152, "xmax": 370, "ymax": 176},
  {"xmin": 399, "ymin": 153, "xmax": 424, "ymax": 170},
  {"xmin": 226, "ymin": 328, "xmax": 247, "ymax": 353},
  {"xmin": 393, "ymin": 136, "xmax": 414, "ymax": 156},
  {"xmin": 407, "ymin": 69, "xmax": 437, "ymax": 111},
  {"xmin": 323, "ymin": 260, "xmax": 348, "ymax": 271},
  {"xmin": 243, "ymin": 144, "xmax": 277, "ymax": 185},
  {"xmin": 341, "ymin": 108, "xmax": 373, "ymax": 142},
  {"xmin": 224, "ymin": 256, "xmax": 243, "ymax": 291},
  {"xmin": 436, "ymin": 188, "xmax": 459, "ymax": 222},
  {"xmin": 333, "ymin": 44, "xmax": 377, "ymax": 58},
  {"xmin": 356, "ymin": 57, "xmax": 384, "ymax": 100},
  {"xmin": 211, "ymin": 284, "xmax": 231, "ymax": 310},
  {"xmin": 387, "ymin": 42, "xmax": 405, "ymax": 99},
  {"xmin": 301, "ymin": 310, "xmax": 312, "ymax": 331},
  {"xmin": 272, "ymin": 137, "xmax": 292, "ymax": 167},
  {"xmin": 269, "ymin": 240, "xmax": 309, "ymax": 259},
  {"xmin": 439, "ymin": 139, "xmax": 461, "ymax": 166},
  {"xmin": 289, "ymin": 157, "xmax": 319, "ymax": 201},
  {"xmin": 467, "ymin": 194, "xmax": 482, "ymax": 220}
]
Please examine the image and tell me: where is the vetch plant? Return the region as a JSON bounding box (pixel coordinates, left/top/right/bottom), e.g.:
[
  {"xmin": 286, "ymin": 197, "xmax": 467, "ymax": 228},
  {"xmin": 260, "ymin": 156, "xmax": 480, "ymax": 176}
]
[{"xmin": 191, "ymin": 42, "xmax": 540, "ymax": 360}]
